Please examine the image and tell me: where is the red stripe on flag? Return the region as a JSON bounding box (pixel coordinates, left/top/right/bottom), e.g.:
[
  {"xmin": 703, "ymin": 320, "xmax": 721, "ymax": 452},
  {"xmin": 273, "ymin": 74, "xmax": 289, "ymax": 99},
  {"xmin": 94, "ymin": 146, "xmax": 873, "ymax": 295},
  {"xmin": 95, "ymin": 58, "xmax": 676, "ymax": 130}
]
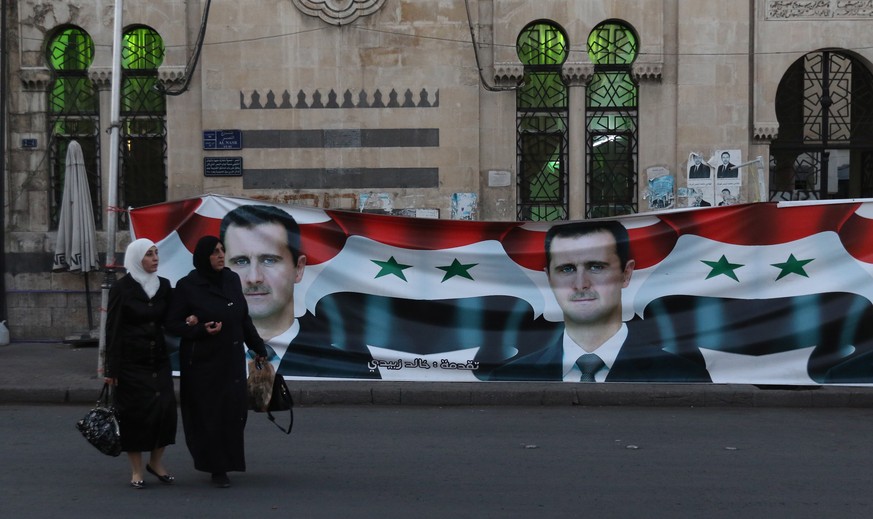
[
  {"xmin": 326, "ymin": 210, "xmax": 522, "ymax": 251},
  {"xmin": 657, "ymin": 203, "xmax": 859, "ymax": 245},
  {"xmin": 177, "ymin": 213, "xmax": 222, "ymax": 253},
  {"xmin": 627, "ymin": 220, "xmax": 680, "ymax": 270},
  {"xmin": 839, "ymin": 211, "xmax": 873, "ymax": 263},
  {"xmin": 130, "ymin": 198, "xmax": 204, "ymax": 244},
  {"xmin": 299, "ymin": 219, "xmax": 348, "ymax": 265},
  {"xmin": 502, "ymin": 227, "xmax": 547, "ymax": 271}
]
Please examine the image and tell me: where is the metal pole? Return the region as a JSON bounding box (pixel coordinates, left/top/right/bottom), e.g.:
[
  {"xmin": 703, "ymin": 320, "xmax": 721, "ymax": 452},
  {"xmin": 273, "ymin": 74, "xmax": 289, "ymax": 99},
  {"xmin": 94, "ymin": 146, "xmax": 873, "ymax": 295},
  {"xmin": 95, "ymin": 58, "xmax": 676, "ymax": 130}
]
[{"xmin": 98, "ymin": 0, "xmax": 124, "ymax": 376}]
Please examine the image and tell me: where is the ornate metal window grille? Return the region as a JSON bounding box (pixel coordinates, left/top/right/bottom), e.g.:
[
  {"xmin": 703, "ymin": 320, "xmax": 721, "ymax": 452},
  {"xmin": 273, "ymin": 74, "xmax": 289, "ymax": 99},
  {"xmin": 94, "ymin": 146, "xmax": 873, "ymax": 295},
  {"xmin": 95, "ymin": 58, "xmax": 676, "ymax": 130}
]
[
  {"xmin": 119, "ymin": 26, "xmax": 168, "ymax": 229},
  {"xmin": 771, "ymin": 51, "xmax": 873, "ymax": 201},
  {"xmin": 585, "ymin": 22, "xmax": 639, "ymax": 218},
  {"xmin": 46, "ymin": 27, "xmax": 102, "ymax": 229},
  {"xmin": 516, "ymin": 22, "xmax": 569, "ymax": 221}
]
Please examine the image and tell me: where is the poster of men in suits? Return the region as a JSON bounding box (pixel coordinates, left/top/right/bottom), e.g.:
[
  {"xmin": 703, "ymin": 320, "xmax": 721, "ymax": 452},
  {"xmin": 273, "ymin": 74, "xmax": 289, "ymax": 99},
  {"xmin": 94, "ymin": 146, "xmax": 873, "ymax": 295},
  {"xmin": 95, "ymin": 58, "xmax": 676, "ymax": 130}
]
[
  {"xmin": 715, "ymin": 149, "xmax": 742, "ymax": 205},
  {"xmin": 685, "ymin": 150, "xmax": 743, "ymax": 207},
  {"xmin": 686, "ymin": 152, "xmax": 715, "ymax": 206}
]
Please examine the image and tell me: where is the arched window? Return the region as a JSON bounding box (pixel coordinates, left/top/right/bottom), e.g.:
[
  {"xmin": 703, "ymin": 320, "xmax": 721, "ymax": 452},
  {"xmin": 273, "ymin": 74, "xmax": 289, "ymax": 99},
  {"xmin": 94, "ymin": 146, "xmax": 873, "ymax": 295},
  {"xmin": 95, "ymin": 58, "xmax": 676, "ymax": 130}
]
[
  {"xmin": 770, "ymin": 50, "xmax": 873, "ymax": 201},
  {"xmin": 119, "ymin": 26, "xmax": 167, "ymax": 227},
  {"xmin": 515, "ymin": 21, "xmax": 569, "ymax": 221},
  {"xmin": 47, "ymin": 26, "xmax": 101, "ymax": 228},
  {"xmin": 585, "ymin": 21, "xmax": 638, "ymax": 218}
]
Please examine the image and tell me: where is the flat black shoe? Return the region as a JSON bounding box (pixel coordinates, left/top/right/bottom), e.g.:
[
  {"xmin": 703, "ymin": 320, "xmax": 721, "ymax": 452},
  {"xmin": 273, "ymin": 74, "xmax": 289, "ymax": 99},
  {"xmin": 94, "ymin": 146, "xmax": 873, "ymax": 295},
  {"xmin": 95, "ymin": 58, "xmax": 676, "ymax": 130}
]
[
  {"xmin": 146, "ymin": 464, "xmax": 175, "ymax": 484},
  {"xmin": 130, "ymin": 480, "xmax": 145, "ymax": 489},
  {"xmin": 211, "ymin": 472, "xmax": 231, "ymax": 488}
]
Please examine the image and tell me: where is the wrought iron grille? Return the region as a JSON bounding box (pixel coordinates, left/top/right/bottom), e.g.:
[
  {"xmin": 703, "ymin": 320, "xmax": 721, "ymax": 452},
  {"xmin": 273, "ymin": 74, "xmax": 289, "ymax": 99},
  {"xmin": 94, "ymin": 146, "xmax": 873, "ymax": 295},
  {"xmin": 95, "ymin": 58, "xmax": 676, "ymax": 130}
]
[
  {"xmin": 118, "ymin": 27, "xmax": 167, "ymax": 229},
  {"xmin": 771, "ymin": 51, "xmax": 873, "ymax": 200},
  {"xmin": 585, "ymin": 23, "xmax": 639, "ymax": 218},
  {"xmin": 516, "ymin": 22, "xmax": 569, "ymax": 221},
  {"xmin": 46, "ymin": 27, "xmax": 102, "ymax": 229}
]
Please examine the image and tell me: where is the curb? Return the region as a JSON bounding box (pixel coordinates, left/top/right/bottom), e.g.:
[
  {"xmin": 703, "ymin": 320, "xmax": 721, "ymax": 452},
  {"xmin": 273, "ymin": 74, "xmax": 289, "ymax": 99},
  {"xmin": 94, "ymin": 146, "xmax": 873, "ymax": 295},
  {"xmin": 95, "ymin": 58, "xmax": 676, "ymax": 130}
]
[{"xmin": 3, "ymin": 382, "xmax": 873, "ymax": 407}]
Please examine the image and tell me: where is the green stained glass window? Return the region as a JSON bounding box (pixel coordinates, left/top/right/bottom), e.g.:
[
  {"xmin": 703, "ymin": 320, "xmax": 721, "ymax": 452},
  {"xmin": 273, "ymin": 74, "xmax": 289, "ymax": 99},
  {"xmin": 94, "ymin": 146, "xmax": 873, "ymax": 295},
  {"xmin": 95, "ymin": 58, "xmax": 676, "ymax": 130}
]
[
  {"xmin": 517, "ymin": 23, "xmax": 568, "ymax": 67},
  {"xmin": 588, "ymin": 23, "xmax": 637, "ymax": 65},
  {"xmin": 47, "ymin": 27, "xmax": 97, "ymax": 114},
  {"xmin": 516, "ymin": 22, "xmax": 569, "ymax": 222},
  {"xmin": 587, "ymin": 72, "xmax": 637, "ymax": 109},
  {"xmin": 119, "ymin": 26, "xmax": 167, "ymax": 228},
  {"xmin": 517, "ymin": 72, "xmax": 568, "ymax": 110},
  {"xmin": 585, "ymin": 21, "xmax": 639, "ymax": 219},
  {"xmin": 121, "ymin": 27, "xmax": 165, "ymax": 113},
  {"xmin": 122, "ymin": 26, "xmax": 165, "ymax": 70},
  {"xmin": 46, "ymin": 27, "xmax": 101, "ymax": 229},
  {"xmin": 47, "ymin": 27, "xmax": 94, "ymax": 71}
]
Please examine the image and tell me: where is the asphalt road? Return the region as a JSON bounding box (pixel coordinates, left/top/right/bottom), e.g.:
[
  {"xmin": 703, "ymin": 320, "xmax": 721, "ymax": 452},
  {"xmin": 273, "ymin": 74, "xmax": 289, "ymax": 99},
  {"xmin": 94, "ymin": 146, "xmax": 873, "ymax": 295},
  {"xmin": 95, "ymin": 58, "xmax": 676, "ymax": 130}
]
[{"xmin": 3, "ymin": 404, "xmax": 872, "ymax": 519}]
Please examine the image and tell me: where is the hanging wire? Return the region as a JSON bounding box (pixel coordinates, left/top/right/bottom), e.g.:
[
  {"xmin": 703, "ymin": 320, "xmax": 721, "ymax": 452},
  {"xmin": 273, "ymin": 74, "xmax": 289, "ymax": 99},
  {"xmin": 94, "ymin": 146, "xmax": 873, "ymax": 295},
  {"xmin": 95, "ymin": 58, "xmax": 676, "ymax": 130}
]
[
  {"xmin": 154, "ymin": 0, "xmax": 212, "ymax": 96},
  {"xmin": 463, "ymin": 0, "xmax": 521, "ymax": 92}
]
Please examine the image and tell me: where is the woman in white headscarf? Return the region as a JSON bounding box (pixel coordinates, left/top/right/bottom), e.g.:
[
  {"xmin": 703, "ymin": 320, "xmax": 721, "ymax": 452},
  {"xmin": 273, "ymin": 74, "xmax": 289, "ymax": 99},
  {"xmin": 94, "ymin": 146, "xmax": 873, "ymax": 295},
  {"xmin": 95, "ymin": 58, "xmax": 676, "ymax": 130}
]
[{"xmin": 104, "ymin": 238, "xmax": 177, "ymax": 489}]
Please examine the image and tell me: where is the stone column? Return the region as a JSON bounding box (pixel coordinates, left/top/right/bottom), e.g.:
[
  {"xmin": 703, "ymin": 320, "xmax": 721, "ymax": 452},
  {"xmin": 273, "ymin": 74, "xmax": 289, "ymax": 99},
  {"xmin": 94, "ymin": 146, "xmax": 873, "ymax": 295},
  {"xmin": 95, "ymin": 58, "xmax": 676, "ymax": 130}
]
[{"xmin": 563, "ymin": 63, "xmax": 593, "ymax": 220}]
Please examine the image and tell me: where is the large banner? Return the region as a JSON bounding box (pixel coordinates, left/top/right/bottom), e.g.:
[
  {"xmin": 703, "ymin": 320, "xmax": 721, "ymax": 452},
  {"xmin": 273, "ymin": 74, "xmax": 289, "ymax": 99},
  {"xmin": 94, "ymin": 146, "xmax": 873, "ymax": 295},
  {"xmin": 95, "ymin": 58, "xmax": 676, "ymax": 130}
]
[{"xmin": 130, "ymin": 195, "xmax": 873, "ymax": 385}]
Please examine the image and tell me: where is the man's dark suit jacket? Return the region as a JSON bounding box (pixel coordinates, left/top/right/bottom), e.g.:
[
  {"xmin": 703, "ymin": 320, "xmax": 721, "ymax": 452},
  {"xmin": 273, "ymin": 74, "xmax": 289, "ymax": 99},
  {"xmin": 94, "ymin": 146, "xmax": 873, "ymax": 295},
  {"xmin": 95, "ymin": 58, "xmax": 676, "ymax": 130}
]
[
  {"xmin": 689, "ymin": 164, "xmax": 711, "ymax": 178},
  {"xmin": 277, "ymin": 312, "xmax": 381, "ymax": 379},
  {"xmin": 481, "ymin": 320, "xmax": 711, "ymax": 382},
  {"xmin": 822, "ymin": 350, "xmax": 873, "ymax": 384},
  {"xmin": 717, "ymin": 163, "xmax": 737, "ymax": 178}
]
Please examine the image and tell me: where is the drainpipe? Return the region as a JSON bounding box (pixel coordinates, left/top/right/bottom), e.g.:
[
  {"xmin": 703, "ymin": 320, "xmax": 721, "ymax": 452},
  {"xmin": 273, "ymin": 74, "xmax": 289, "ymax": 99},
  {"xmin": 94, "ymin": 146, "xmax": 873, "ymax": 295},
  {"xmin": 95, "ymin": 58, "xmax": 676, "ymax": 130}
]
[{"xmin": 0, "ymin": 0, "xmax": 9, "ymax": 322}]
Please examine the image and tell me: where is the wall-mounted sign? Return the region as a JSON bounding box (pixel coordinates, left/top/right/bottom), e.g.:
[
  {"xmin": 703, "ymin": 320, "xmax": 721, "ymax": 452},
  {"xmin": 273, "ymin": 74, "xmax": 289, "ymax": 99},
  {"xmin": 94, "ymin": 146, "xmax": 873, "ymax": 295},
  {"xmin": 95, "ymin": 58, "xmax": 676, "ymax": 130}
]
[
  {"xmin": 204, "ymin": 156, "xmax": 243, "ymax": 177},
  {"xmin": 21, "ymin": 138, "xmax": 37, "ymax": 149},
  {"xmin": 203, "ymin": 129, "xmax": 242, "ymax": 150}
]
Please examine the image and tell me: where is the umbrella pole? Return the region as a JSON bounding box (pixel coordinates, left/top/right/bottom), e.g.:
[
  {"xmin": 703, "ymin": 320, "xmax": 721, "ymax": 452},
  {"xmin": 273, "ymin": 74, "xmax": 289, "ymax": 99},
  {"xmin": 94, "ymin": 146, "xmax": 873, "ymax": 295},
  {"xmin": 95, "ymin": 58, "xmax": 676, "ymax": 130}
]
[{"xmin": 83, "ymin": 272, "xmax": 94, "ymax": 331}]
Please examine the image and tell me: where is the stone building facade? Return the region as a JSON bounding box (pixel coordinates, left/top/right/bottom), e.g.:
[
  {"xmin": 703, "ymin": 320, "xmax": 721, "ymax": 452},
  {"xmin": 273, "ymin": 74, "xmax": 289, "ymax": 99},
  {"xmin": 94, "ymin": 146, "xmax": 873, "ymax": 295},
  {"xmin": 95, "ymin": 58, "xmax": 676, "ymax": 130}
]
[{"xmin": 4, "ymin": 0, "xmax": 873, "ymax": 340}]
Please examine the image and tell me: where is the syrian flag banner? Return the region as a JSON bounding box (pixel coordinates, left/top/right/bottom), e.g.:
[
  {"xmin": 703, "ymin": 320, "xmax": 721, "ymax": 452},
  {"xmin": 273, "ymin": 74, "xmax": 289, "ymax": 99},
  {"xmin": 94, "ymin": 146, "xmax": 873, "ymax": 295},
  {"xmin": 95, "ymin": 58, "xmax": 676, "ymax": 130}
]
[{"xmin": 130, "ymin": 195, "xmax": 873, "ymax": 385}]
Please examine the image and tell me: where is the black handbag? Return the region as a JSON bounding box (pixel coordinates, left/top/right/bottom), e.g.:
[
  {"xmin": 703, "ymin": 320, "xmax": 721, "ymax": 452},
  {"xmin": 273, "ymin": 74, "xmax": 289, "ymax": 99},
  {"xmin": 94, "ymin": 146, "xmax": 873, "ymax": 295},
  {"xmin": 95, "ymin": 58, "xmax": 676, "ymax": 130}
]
[
  {"xmin": 267, "ymin": 373, "xmax": 293, "ymax": 432},
  {"xmin": 249, "ymin": 359, "xmax": 293, "ymax": 434},
  {"xmin": 76, "ymin": 383, "xmax": 122, "ymax": 457}
]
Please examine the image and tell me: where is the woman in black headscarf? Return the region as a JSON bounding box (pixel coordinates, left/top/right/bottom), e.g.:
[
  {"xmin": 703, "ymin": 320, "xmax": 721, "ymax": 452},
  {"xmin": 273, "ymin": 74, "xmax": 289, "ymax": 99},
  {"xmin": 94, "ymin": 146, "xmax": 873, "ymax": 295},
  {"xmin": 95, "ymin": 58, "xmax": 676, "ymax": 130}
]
[{"xmin": 165, "ymin": 235, "xmax": 268, "ymax": 488}]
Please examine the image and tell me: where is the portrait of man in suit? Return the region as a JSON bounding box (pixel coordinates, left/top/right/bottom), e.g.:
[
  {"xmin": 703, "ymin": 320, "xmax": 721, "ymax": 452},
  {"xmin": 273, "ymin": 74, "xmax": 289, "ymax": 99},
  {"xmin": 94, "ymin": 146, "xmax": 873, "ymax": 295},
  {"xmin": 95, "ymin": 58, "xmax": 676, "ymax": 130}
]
[
  {"xmin": 484, "ymin": 220, "xmax": 710, "ymax": 383},
  {"xmin": 221, "ymin": 205, "xmax": 377, "ymax": 378},
  {"xmin": 717, "ymin": 151, "xmax": 738, "ymax": 178},
  {"xmin": 689, "ymin": 154, "xmax": 711, "ymax": 179},
  {"xmin": 718, "ymin": 188, "xmax": 735, "ymax": 206}
]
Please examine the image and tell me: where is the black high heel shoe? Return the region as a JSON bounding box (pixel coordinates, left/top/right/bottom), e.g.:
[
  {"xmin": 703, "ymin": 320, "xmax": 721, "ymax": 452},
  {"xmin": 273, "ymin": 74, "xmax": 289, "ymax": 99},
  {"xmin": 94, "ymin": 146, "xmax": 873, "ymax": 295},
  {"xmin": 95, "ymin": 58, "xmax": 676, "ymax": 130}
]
[
  {"xmin": 146, "ymin": 464, "xmax": 175, "ymax": 484},
  {"xmin": 130, "ymin": 480, "xmax": 145, "ymax": 489}
]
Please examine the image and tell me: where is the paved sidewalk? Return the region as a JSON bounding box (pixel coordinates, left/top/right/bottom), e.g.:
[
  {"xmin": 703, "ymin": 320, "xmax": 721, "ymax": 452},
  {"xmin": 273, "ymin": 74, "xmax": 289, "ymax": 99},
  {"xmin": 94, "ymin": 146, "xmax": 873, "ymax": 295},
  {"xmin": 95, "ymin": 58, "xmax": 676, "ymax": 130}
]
[{"xmin": 3, "ymin": 341, "xmax": 873, "ymax": 407}]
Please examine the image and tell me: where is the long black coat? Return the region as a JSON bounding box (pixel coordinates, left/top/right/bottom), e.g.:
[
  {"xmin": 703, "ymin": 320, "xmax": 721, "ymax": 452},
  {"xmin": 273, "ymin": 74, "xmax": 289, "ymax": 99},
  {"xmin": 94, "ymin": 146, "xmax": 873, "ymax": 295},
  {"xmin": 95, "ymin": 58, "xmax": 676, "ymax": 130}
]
[
  {"xmin": 105, "ymin": 274, "xmax": 177, "ymax": 452},
  {"xmin": 165, "ymin": 268, "xmax": 266, "ymax": 474}
]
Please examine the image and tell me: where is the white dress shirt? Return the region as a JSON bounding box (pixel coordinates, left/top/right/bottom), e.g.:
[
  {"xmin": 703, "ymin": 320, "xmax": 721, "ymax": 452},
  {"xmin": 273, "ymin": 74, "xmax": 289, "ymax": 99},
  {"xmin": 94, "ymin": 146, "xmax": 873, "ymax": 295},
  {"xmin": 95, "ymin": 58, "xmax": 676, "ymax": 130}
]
[{"xmin": 561, "ymin": 323, "xmax": 627, "ymax": 382}]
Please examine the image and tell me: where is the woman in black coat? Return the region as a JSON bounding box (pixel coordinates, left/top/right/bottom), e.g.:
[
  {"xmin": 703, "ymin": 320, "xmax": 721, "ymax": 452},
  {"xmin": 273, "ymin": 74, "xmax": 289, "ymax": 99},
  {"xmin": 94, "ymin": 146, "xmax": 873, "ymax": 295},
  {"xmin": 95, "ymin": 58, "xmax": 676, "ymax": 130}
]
[
  {"xmin": 165, "ymin": 235, "xmax": 268, "ymax": 488},
  {"xmin": 104, "ymin": 238, "xmax": 177, "ymax": 489}
]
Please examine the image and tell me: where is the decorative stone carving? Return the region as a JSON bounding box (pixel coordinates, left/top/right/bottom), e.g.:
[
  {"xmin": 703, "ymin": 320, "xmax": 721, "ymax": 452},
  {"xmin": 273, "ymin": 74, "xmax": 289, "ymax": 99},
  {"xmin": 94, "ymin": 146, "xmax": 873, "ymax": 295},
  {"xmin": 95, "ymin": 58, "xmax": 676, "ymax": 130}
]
[
  {"xmin": 768, "ymin": 0, "xmax": 873, "ymax": 18},
  {"xmin": 19, "ymin": 67, "xmax": 52, "ymax": 90},
  {"xmin": 240, "ymin": 88, "xmax": 439, "ymax": 109},
  {"xmin": 633, "ymin": 62, "xmax": 663, "ymax": 81},
  {"xmin": 562, "ymin": 63, "xmax": 594, "ymax": 86},
  {"xmin": 87, "ymin": 66, "xmax": 187, "ymax": 89},
  {"xmin": 754, "ymin": 122, "xmax": 780, "ymax": 141},
  {"xmin": 492, "ymin": 63, "xmax": 524, "ymax": 88},
  {"xmin": 291, "ymin": 0, "xmax": 387, "ymax": 26},
  {"xmin": 158, "ymin": 66, "xmax": 188, "ymax": 87},
  {"xmin": 89, "ymin": 67, "xmax": 112, "ymax": 88}
]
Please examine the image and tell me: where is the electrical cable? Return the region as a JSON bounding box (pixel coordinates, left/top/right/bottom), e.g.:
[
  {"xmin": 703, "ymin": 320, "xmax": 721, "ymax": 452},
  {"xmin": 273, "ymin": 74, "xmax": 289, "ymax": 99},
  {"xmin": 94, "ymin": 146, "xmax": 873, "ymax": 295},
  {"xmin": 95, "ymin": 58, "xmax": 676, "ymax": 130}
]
[{"xmin": 155, "ymin": 0, "xmax": 211, "ymax": 96}]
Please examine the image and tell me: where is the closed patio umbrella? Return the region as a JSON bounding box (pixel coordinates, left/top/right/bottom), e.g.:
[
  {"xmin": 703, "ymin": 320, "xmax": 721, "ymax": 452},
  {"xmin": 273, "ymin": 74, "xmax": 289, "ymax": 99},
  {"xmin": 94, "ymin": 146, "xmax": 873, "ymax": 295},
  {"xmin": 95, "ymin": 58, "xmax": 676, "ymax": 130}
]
[{"xmin": 53, "ymin": 140, "xmax": 100, "ymax": 337}]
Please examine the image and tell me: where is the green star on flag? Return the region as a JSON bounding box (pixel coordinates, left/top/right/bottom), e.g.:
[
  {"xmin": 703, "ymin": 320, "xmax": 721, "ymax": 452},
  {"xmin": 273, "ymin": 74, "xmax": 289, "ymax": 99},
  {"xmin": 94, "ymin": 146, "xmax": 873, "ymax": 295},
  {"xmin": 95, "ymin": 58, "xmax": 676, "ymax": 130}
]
[
  {"xmin": 701, "ymin": 255, "xmax": 744, "ymax": 282},
  {"xmin": 372, "ymin": 256, "xmax": 413, "ymax": 281},
  {"xmin": 436, "ymin": 259, "xmax": 478, "ymax": 282},
  {"xmin": 771, "ymin": 254, "xmax": 813, "ymax": 281}
]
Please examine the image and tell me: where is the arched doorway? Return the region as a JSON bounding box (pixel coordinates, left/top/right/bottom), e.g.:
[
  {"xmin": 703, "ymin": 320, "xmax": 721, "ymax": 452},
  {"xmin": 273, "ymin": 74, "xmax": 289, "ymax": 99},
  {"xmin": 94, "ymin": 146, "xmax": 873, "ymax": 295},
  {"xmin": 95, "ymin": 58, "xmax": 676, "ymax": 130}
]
[{"xmin": 770, "ymin": 50, "xmax": 873, "ymax": 201}]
